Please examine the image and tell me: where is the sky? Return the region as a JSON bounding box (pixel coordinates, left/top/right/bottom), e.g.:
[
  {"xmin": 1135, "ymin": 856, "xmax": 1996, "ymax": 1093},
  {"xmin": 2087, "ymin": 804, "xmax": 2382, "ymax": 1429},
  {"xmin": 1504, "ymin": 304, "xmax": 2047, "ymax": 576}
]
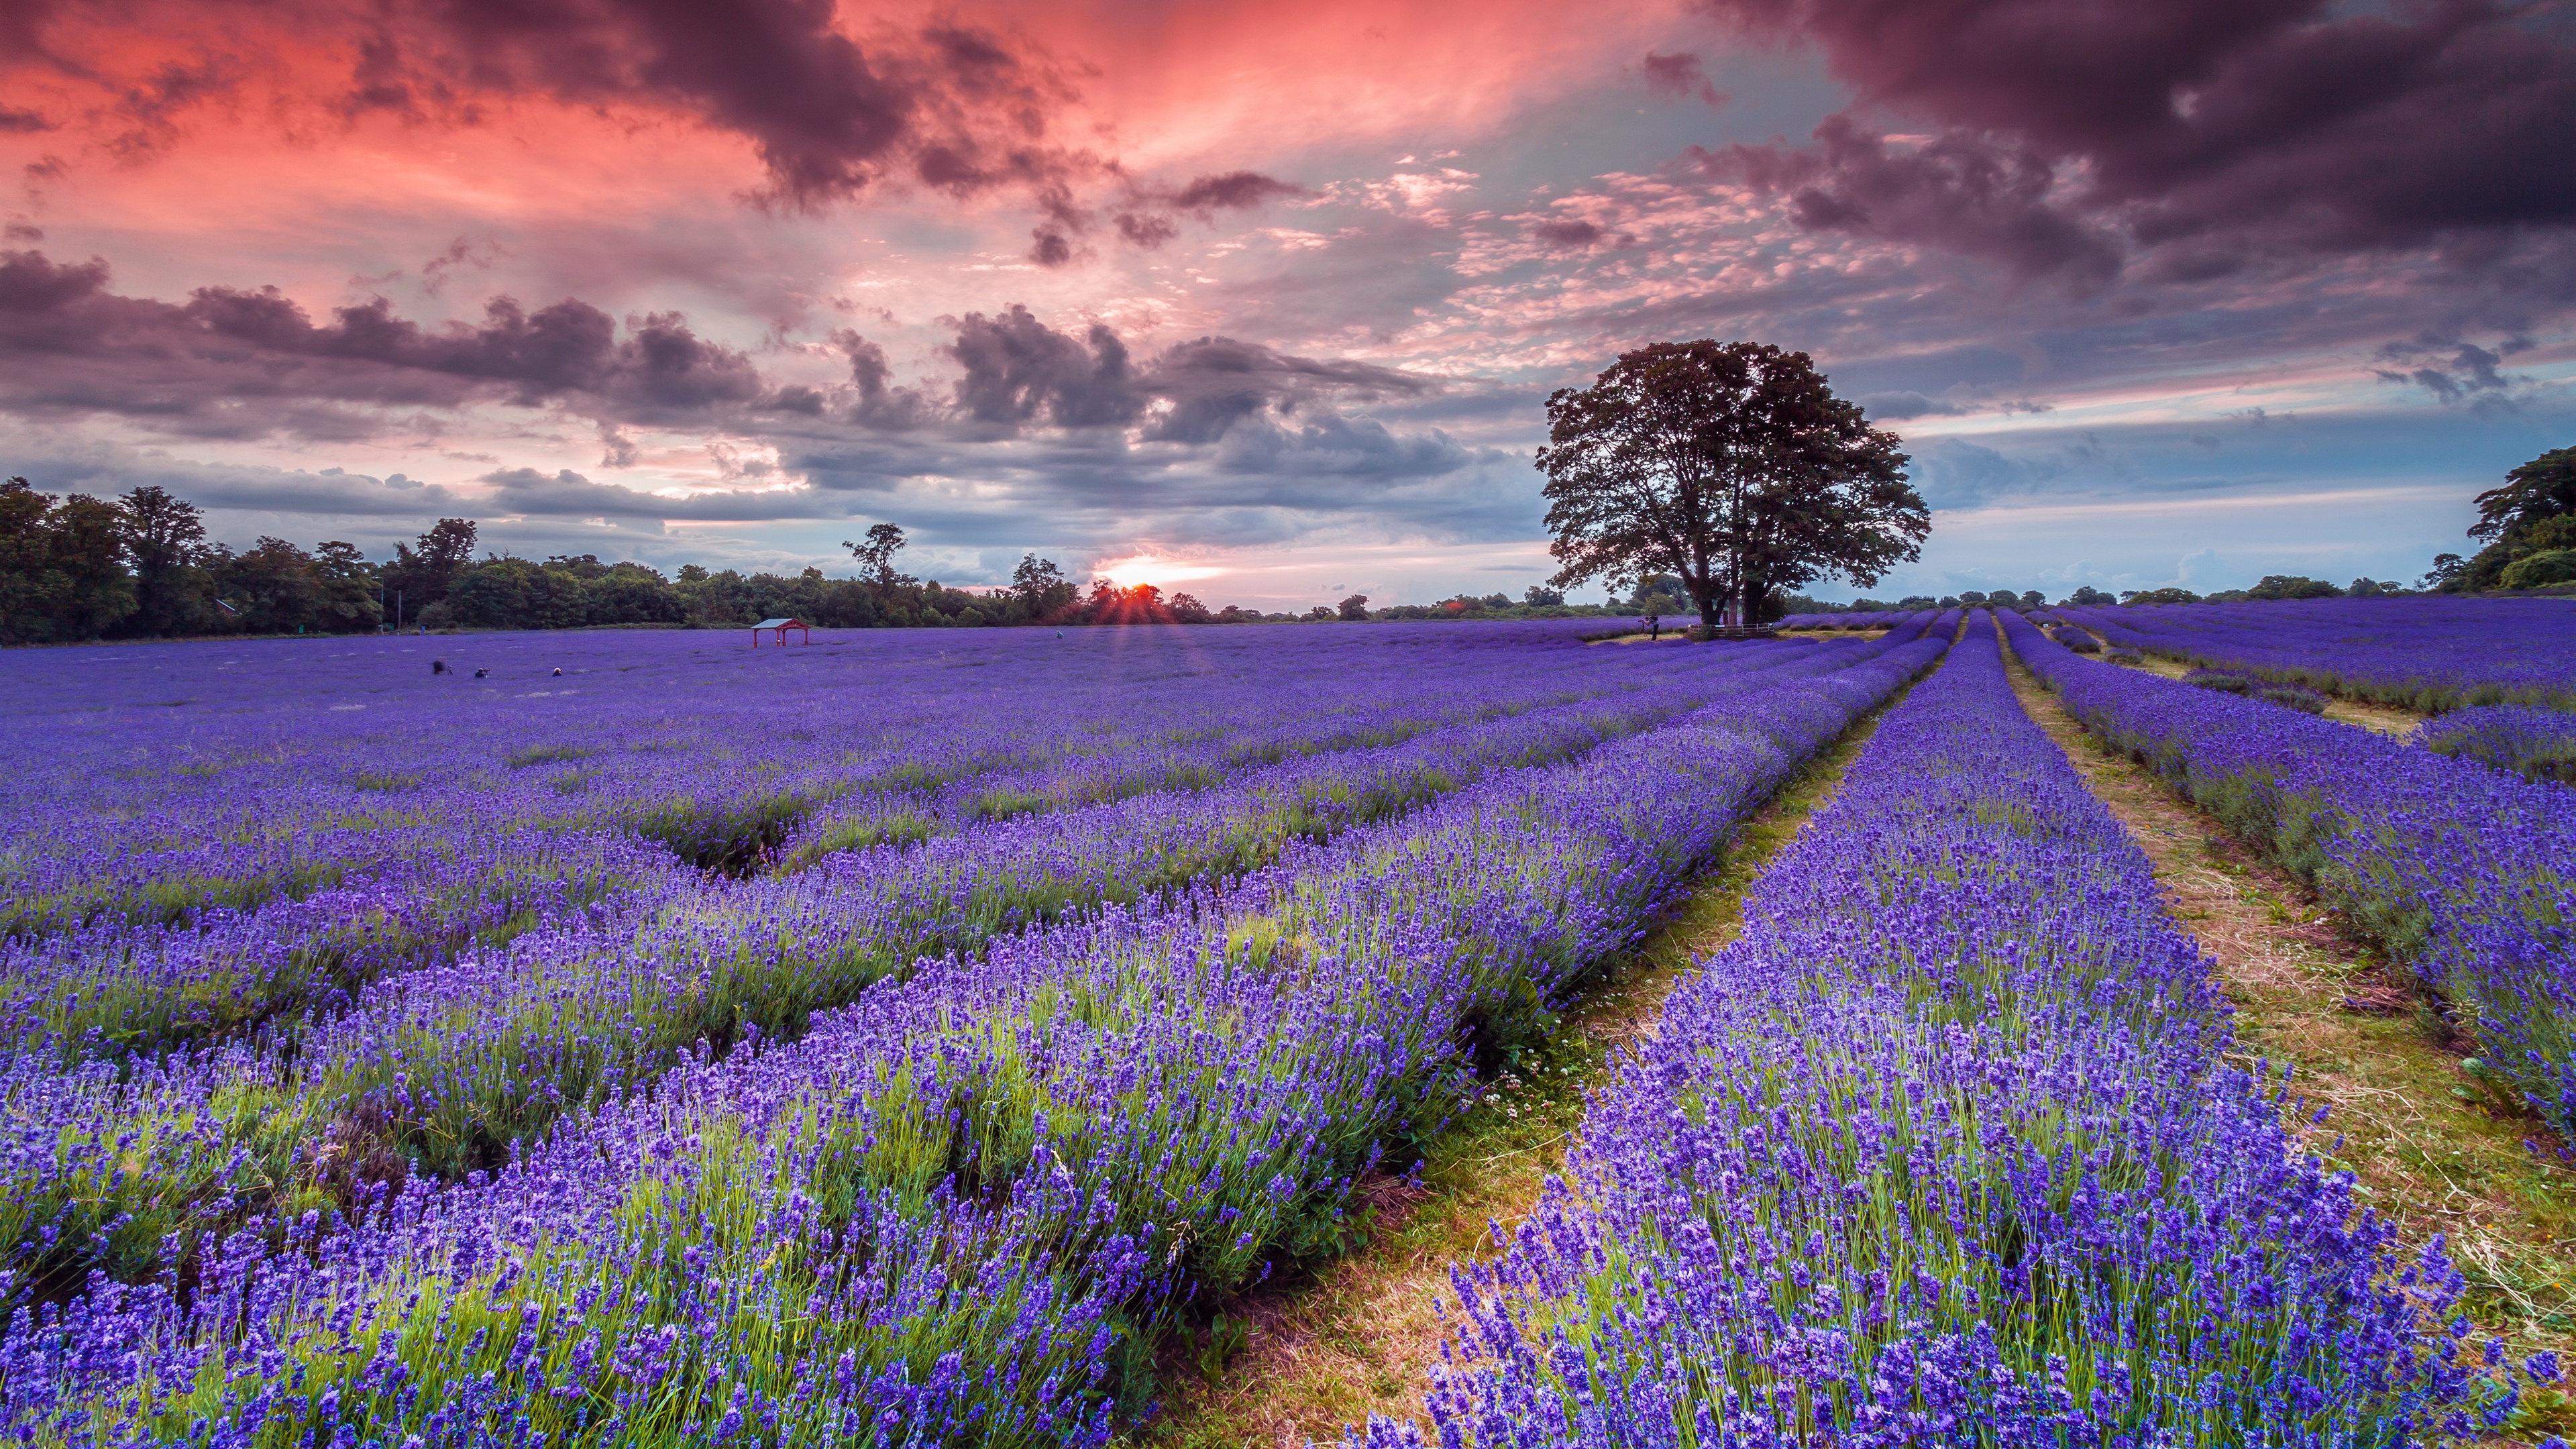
[{"xmin": 2, "ymin": 0, "xmax": 2571, "ymax": 608}]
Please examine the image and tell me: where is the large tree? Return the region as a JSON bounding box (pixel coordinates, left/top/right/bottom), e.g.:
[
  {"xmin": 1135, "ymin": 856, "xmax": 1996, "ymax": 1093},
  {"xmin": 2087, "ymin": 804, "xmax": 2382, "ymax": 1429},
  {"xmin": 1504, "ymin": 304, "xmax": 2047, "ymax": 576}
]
[{"xmin": 1538, "ymin": 341, "xmax": 1925, "ymax": 631}]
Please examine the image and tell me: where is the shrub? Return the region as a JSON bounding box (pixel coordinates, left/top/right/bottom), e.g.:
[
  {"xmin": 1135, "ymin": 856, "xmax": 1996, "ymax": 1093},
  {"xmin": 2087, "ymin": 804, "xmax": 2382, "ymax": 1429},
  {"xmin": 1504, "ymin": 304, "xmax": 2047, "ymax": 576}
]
[{"xmin": 2500, "ymin": 549, "xmax": 2576, "ymax": 590}]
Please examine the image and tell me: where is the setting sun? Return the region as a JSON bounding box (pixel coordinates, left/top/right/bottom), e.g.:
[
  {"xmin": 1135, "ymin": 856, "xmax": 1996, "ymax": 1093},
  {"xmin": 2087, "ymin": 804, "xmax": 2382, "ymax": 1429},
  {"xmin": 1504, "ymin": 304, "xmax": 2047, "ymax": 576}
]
[{"xmin": 1092, "ymin": 555, "xmax": 1226, "ymax": 590}]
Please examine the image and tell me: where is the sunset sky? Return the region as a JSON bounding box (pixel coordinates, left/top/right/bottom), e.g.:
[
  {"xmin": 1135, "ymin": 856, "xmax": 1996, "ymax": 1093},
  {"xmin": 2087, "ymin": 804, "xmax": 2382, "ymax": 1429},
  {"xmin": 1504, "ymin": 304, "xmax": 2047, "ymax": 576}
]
[{"xmin": 3, "ymin": 0, "xmax": 2571, "ymax": 606}]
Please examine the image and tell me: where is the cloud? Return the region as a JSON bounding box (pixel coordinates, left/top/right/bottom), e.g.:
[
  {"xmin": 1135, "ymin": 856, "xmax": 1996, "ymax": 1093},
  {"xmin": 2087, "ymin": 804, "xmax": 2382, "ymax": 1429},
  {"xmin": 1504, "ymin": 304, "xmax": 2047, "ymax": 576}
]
[
  {"xmin": 1112, "ymin": 170, "xmax": 1305, "ymax": 254},
  {"xmin": 945, "ymin": 303, "xmax": 1146, "ymax": 429},
  {"xmin": 1691, "ymin": 0, "xmax": 2576, "ymax": 281},
  {"xmin": 1640, "ymin": 50, "xmax": 1723, "ymax": 107},
  {"xmin": 2371, "ymin": 335, "xmax": 2524, "ymax": 408},
  {"xmin": 1700, "ymin": 116, "xmax": 2123, "ymax": 288},
  {"xmin": 0, "ymin": 248, "xmax": 763, "ymax": 436},
  {"xmin": 1527, "ymin": 216, "xmax": 1642, "ymax": 252},
  {"xmin": 937, "ymin": 304, "xmax": 1432, "ymax": 440},
  {"xmin": 479, "ymin": 466, "xmax": 821, "ymax": 524},
  {"xmin": 1856, "ymin": 390, "xmax": 1961, "ymax": 421},
  {"xmin": 1142, "ymin": 335, "xmax": 1428, "ymax": 444}
]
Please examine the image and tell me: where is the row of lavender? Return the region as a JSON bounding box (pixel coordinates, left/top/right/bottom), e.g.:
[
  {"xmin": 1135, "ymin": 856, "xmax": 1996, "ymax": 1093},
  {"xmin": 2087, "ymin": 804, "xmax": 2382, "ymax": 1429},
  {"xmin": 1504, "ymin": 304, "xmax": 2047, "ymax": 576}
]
[
  {"xmin": 6, "ymin": 627, "xmax": 1935, "ymax": 1322},
  {"xmin": 2054, "ymin": 596, "xmax": 2576, "ymax": 712},
  {"xmin": 1356, "ymin": 631, "xmax": 2541, "ymax": 1447},
  {"xmin": 1998, "ymin": 610, "xmax": 2576, "ymax": 1146},
  {"xmin": 9, "ymin": 631, "xmax": 1820, "ymax": 1055},
  {"xmin": 5, "ymin": 629, "xmax": 1952, "ymax": 1443},
  {"xmin": 0, "ymin": 624, "xmax": 1710, "ymax": 938},
  {"xmin": 1774, "ymin": 610, "xmax": 1938, "ymax": 632}
]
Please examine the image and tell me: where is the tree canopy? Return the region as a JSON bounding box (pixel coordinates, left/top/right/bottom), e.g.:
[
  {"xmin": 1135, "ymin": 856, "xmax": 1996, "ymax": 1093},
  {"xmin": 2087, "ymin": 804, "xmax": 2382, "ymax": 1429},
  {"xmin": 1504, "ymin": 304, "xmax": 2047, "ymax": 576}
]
[
  {"xmin": 1537, "ymin": 340, "xmax": 1925, "ymax": 631},
  {"xmin": 2445, "ymin": 444, "xmax": 2576, "ymax": 591}
]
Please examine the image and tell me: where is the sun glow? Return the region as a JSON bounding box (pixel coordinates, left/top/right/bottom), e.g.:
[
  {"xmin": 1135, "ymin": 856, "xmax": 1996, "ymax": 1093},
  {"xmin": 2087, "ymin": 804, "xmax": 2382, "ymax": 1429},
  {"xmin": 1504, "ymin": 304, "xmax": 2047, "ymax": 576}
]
[{"xmin": 1094, "ymin": 555, "xmax": 1226, "ymax": 590}]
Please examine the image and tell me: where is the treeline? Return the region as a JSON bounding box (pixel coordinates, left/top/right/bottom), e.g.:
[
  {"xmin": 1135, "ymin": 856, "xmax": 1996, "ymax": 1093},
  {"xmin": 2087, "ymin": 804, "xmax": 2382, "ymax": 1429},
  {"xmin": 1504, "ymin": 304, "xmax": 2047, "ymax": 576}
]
[
  {"xmin": 2, "ymin": 480, "xmax": 383, "ymax": 645},
  {"xmin": 2, "ymin": 482, "xmax": 1623, "ymax": 644}
]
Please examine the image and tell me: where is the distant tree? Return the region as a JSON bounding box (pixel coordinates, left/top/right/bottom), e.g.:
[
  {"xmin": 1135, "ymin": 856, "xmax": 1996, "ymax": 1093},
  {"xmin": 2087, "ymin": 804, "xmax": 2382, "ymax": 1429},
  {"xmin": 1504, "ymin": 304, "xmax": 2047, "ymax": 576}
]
[
  {"xmin": 217, "ymin": 537, "xmax": 327, "ymax": 634},
  {"xmin": 2065, "ymin": 586, "xmax": 2114, "ymax": 606},
  {"xmin": 0, "ymin": 477, "xmax": 56, "ymax": 639},
  {"xmin": 2017, "ymin": 590, "xmax": 2045, "ymax": 608},
  {"xmin": 2347, "ymin": 576, "xmax": 2386, "ymax": 597},
  {"xmin": 1304, "ymin": 604, "xmax": 1334, "ymax": 621},
  {"xmin": 2121, "ymin": 587, "xmax": 2204, "ymax": 606},
  {"xmin": 845, "ymin": 524, "xmax": 913, "ymax": 588},
  {"xmin": 2450, "ymin": 446, "xmax": 2576, "ymax": 591},
  {"xmin": 1522, "ymin": 584, "xmax": 1565, "ymax": 607},
  {"xmin": 1538, "ymin": 340, "xmax": 1926, "ymax": 631},
  {"xmin": 1627, "ymin": 574, "xmax": 1691, "ymax": 617},
  {"xmin": 1957, "ymin": 590, "xmax": 1988, "ymax": 605},
  {"xmin": 1338, "ymin": 594, "xmax": 1371, "ymax": 620},
  {"xmin": 118, "ymin": 485, "xmax": 213, "ymax": 637},
  {"xmin": 1938, "ymin": 595, "xmax": 1961, "ymax": 608},
  {"xmin": 2246, "ymin": 575, "xmax": 2341, "ymax": 600},
  {"xmin": 1012, "ymin": 553, "xmax": 1077, "ymax": 620},
  {"xmin": 0, "ymin": 478, "xmax": 137, "ymax": 643},
  {"xmin": 2418, "ymin": 553, "xmax": 2465, "ymax": 590},
  {"xmin": 2471, "ymin": 445, "xmax": 2576, "ymax": 543},
  {"xmin": 383, "ymin": 518, "xmax": 478, "ymax": 623}
]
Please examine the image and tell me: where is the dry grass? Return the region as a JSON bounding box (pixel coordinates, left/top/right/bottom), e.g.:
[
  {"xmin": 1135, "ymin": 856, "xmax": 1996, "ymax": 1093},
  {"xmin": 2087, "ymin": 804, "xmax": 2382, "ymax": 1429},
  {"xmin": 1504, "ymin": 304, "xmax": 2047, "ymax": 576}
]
[
  {"xmin": 2002, "ymin": 653, "xmax": 2576, "ymax": 1395},
  {"xmin": 1136, "ymin": 674, "xmax": 1912, "ymax": 1448}
]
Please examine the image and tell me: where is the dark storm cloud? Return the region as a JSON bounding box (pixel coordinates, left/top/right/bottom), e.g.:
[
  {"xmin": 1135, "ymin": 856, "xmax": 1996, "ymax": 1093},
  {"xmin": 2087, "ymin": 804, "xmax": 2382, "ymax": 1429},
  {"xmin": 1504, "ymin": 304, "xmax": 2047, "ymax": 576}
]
[
  {"xmin": 0, "ymin": 248, "xmax": 765, "ymax": 435},
  {"xmin": 1691, "ymin": 0, "xmax": 2576, "ymax": 284}
]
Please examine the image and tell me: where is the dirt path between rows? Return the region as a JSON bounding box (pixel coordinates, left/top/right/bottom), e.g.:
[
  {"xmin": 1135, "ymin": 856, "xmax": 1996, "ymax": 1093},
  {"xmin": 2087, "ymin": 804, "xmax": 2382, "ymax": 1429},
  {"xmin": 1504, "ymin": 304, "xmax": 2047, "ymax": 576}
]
[
  {"xmin": 2110, "ymin": 647, "xmax": 2426, "ymax": 737},
  {"xmin": 2000, "ymin": 645, "xmax": 2576, "ymax": 1387},
  {"xmin": 1142, "ymin": 665, "xmax": 1927, "ymax": 1449}
]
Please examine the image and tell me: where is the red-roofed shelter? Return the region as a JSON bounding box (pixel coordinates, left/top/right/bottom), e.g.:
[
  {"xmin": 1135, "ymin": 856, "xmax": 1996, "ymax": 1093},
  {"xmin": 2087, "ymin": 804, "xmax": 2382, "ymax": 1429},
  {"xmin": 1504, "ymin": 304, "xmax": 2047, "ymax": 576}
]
[{"xmin": 751, "ymin": 616, "xmax": 812, "ymax": 647}]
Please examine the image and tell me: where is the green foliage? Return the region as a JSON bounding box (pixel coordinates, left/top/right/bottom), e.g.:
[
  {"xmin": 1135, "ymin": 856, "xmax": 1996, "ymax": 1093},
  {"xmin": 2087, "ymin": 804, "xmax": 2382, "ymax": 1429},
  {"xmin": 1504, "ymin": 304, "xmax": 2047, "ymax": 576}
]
[
  {"xmin": 2499, "ymin": 548, "xmax": 2576, "ymax": 590},
  {"xmin": 0, "ymin": 477, "xmax": 136, "ymax": 643},
  {"xmin": 2245, "ymin": 575, "xmax": 2343, "ymax": 600},
  {"xmin": 1537, "ymin": 338, "xmax": 1926, "ymax": 630},
  {"xmin": 2445, "ymin": 445, "xmax": 2576, "ymax": 591}
]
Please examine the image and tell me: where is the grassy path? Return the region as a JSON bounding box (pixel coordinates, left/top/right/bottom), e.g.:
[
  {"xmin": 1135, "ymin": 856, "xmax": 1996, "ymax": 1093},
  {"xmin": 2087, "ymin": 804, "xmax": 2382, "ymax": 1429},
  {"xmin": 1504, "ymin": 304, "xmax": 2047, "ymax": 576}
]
[
  {"xmin": 2000, "ymin": 643, "xmax": 2576, "ymax": 1431},
  {"xmin": 1136, "ymin": 664, "xmax": 1927, "ymax": 1448}
]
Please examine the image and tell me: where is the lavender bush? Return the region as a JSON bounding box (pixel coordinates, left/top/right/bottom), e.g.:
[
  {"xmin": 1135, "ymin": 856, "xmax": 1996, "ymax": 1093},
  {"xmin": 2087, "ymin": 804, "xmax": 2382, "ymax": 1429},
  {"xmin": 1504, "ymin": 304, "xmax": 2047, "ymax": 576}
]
[
  {"xmin": 2001, "ymin": 608, "xmax": 2576, "ymax": 1146},
  {"xmin": 2058, "ymin": 596, "xmax": 2576, "ymax": 711},
  {"xmin": 1356, "ymin": 630, "xmax": 2536, "ymax": 1448},
  {"xmin": 2416, "ymin": 704, "xmax": 2576, "ymax": 785},
  {"xmin": 2180, "ymin": 667, "xmax": 2331, "ymax": 714}
]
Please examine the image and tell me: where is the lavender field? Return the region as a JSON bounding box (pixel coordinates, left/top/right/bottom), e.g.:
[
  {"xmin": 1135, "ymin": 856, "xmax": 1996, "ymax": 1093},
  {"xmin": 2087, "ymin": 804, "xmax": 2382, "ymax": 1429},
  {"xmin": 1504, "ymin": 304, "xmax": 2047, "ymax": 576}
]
[{"xmin": 4, "ymin": 611, "xmax": 2568, "ymax": 1446}]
